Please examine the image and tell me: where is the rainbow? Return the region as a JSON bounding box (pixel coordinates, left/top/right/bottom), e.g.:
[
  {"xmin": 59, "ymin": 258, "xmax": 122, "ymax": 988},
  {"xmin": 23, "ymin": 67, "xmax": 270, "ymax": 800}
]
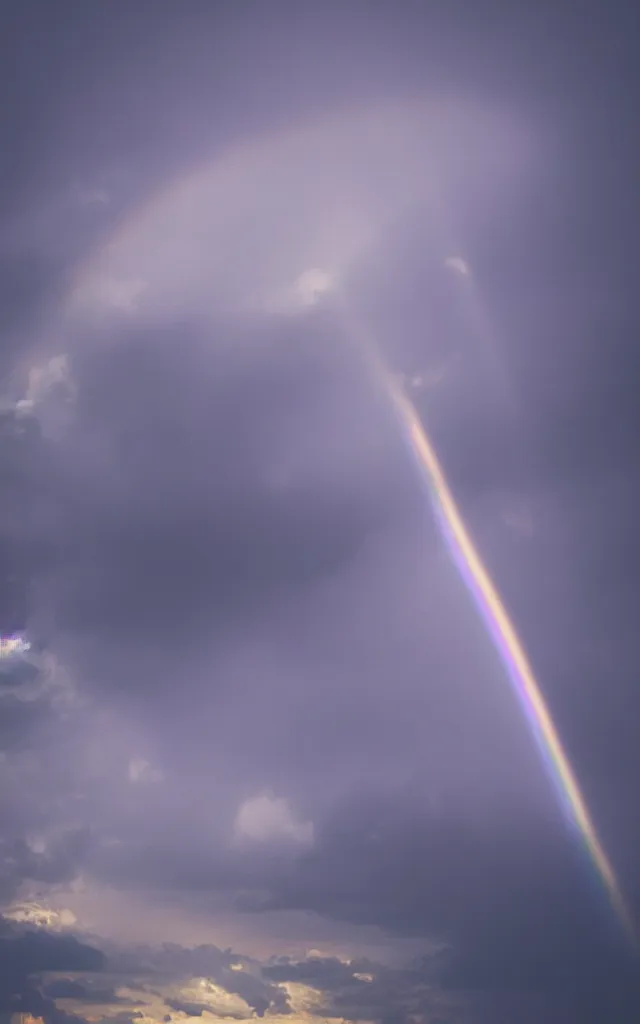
[
  {"xmin": 56, "ymin": 97, "xmax": 632, "ymax": 939},
  {"xmin": 385, "ymin": 373, "xmax": 635, "ymax": 943}
]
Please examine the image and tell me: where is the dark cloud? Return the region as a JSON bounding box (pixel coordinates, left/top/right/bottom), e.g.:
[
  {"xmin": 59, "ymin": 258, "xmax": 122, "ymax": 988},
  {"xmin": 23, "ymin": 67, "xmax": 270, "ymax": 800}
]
[
  {"xmin": 239, "ymin": 791, "xmax": 640, "ymax": 1011},
  {"xmin": 264, "ymin": 953, "xmax": 441, "ymax": 1023},
  {"xmin": 2, "ymin": 3, "xmax": 640, "ymax": 1024},
  {"xmin": 42, "ymin": 980, "xmax": 126, "ymax": 1004},
  {"xmin": 0, "ymin": 920, "xmax": 103, "ymax": 976},
  {"xmin": 98, "ymin": 941, "xmax": 291, "ymax": 1019},
  {"xmin": 0, "ymin": 829, "xmax": 92, "ymax": 908},
  {"xmin": 0, "ymin": 917, "xmax": 103, "ymax": 1022},
  {"xmin": 35, "ymin": 310, "xmax": 411, "ymax": 698},
  {"xmin": 262, "ymin": 948, "xmax": 640, "ymax": 1024}
]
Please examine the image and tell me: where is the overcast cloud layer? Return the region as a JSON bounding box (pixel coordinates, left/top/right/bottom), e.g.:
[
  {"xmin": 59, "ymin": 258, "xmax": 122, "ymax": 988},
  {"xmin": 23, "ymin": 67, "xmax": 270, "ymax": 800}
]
[{"xmin": 1, "ymin": 3, "xmax": 640, "ymax": 1023}]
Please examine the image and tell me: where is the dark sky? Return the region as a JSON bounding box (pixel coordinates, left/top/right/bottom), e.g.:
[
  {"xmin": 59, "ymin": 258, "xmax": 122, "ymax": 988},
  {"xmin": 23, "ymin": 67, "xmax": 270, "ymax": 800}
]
[{"xmin": 1, "ymin": 3, "xmax": 640, "ymax": 1023}]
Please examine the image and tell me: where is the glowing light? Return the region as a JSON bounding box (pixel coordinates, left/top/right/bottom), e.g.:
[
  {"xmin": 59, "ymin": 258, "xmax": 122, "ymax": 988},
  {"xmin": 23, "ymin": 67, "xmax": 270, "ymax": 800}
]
[
  {"xmin": 444, "ymin": 255, "xmax": 470, "ymax": 277},
  {"xmin": 340, "ymin": 307, "xmax": 633, "ymax": 942},
  {"xmin": 233, "ymin": 794, "xmax": 314, "ymax": 847},
  {"xmin": 385, "ymin": 375, "xmax": 635, "ymax": 943},
  {"xmin": 0, "ymin": 633, "xmax": 31, "ymax": 658},
  {"xmin": 295, "ymin": 268, "xmax": 334, "ymax": 306}
]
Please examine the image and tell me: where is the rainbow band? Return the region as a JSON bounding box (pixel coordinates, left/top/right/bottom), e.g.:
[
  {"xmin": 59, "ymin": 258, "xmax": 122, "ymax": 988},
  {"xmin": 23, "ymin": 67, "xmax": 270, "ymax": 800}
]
[{"xmin": 388, "ymin": 378, "xmax": 635, "ymax": 943}]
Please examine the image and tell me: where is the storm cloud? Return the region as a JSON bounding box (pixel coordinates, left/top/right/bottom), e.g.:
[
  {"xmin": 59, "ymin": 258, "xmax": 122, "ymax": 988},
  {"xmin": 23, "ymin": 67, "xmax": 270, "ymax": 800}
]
[{"xmin": 1, "ymin": 3, "xmax": 639, "ymax": 1023}]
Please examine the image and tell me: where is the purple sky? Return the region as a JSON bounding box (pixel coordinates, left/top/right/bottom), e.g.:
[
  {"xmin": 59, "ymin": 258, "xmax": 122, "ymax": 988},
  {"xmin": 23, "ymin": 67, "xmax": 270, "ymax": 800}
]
[{"xmin": 1, "ymin": 3, "xmax": 640, "ymax": 1023}]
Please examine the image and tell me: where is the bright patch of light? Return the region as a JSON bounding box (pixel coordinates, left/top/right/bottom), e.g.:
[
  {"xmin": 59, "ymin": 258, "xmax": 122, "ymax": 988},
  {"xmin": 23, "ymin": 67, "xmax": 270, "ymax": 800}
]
[
  {"xmin": 179, "ymin": 978, "xmax": 253, "ymax": 1018},
  {"xmin": 4, "ymin": 901, "xmax": 77, "ymax": 929},
  {"xmin": 0, "ymin": 633, "xmax": 31, "ymax": 659},
  {"xmin": 295, "ymin": 268, "xmax": 334, "ymax": 306},
  {"xmin": 444, "ymin": 255, "xmax": 471, "ymax": 277},
  {"xmin": 233, "ymin": 794, "xmax": 314, "ymax": 847},
  {"xmin": 280, "ymin": 982, "xmax": 325, "ymax": 1013}
]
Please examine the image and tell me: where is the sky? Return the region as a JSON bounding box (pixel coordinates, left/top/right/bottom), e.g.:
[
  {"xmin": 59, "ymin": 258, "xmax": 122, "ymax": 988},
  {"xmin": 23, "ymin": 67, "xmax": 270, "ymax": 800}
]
[{"xmin": 1, "ymin": 1, "xmax": 640, "ymax": 1022}]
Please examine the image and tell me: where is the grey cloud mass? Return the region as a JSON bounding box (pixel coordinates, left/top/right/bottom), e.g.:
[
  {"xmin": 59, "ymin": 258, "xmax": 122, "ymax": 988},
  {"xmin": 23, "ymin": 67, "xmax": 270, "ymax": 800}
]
[{"xmin": 1, "ymin": 2, "xmax": 640, "ymax": 1024}]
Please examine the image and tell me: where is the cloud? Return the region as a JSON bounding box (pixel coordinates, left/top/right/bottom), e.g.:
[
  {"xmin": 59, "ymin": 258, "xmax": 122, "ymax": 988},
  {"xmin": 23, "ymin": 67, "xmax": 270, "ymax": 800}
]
[
  {"xmin": 233, "ymin": 796, "xmax": 314, "ymax": 849},
  {"xmin": 168, "ymin": 977, "xmax": 254, "ymax": 1018},
  {"xmin": 1, "ymin": 338, "xmax": 636, "ymax": 1017},
  {"xmin": 1, "ymin": 921, "xmax": 634, "ymax": 1024},
  {"xmin": 294, "ymin": 270, "xmax": 334, "ymax": 308},
  {"xmin": 18, "ymin": 935, "xmax": 446, "ymax": 1024},
  {"xmin": 128, "ymin": 759, "xmax": 164, "ymax": 785},
  {"xmin": 4, "ymin": 903, "xmax": 77, "ymax": 930},
  {"xmin": 26, "ymin": 355, "xmax": 74, "ymax": 407},
  {"xmin": 0, "ymin": 916, "xmax": 103, "ymax": 1020},
  {"xmin": 68, "ymin": 939, "xmax": 294, "ymax": 1021},
  {"xmin": 443, "ymin": 256, "xmax": 470, "ymax": 278},
  {"xmin": 7, "ymin": 279, "xmax": 632, "ymax": 1023},
  {"xmin": 0, "ymin": 36, "xmax": 638, "ymax": 1024}
]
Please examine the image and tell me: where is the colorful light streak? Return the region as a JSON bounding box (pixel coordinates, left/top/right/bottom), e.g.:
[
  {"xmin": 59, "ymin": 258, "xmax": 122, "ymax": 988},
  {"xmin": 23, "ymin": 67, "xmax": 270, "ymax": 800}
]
[
  {"xmin": 384, "ymin": 373, "xmax": 635, "ymax": 944},
  {"xmin": 343, "ymin": 302, "xmax": 633, "ymax": 941}
]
